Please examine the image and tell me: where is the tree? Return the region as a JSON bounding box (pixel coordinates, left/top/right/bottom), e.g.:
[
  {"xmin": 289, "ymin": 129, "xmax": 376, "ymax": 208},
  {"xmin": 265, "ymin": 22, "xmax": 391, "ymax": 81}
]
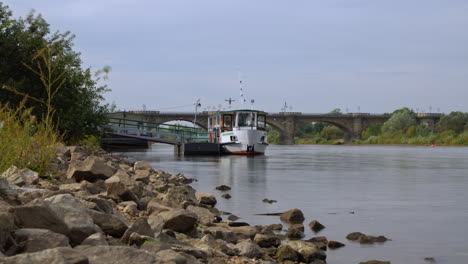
[
  {"xmin": 382, "ymin": 107, "xmax": 417, "ymax": 134},
  {"xmin": 362, "ymin": 123, "xmax": 383, "ymax": 139},
  {"xmin": 320, "ymin": 126, "xmax": 344, "ymax": 140},
  {"xmin": 0, "ymin": 4, "xmax": 110, "ymax": 142},
  {"xmin": 437, "ymin": 112, "xmax": 468, "ymax": 134}
]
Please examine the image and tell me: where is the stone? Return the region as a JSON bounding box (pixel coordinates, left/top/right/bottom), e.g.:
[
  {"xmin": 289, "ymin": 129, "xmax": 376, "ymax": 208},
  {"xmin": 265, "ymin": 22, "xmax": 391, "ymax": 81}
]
[
  {"xmin": 291, "ymin": 223, "xmax": 304, "ymax": 232},
  {"xmin": 346, "ymin": 232, "xmax": 365, "ymax": 241},
  {"xmin": 147, "ymin": 201, "xmax": 171, "ymax": 215},
  {"xmin": 45, "ymin": 194, "xmax": 100, "ymax": 245},
  {"xmin": 133, "ymin": 170, "xmax": 150, "ymax": 183},
  {"xmin": 359, "ymin": 261, "xmax": 391, "ymax": 264},
  {"xmin": 204, "ymin": 226, "xmax": 238, "ymax": 244},
  {"xmin": 80, "ymin": 196, "xmax": 114, "ymax": 214},
  {"xmin": 140, "ymin": 240, "xmax": 172, "ymax": 252},
  {"xmin": 227, "ymin": 214, "xmax": 239, "ymax": 221},
  {"xmin": 161, "ymin": 185, "xmax": 197, "ymax": 208},
  {"xmin": 346, "ymin": 232, "xmax": 389, "ymax": 244},
  {"xmin": 221, "ymin": 194, "xmax": 231, "ymax": 199},
  {"xmin": 262, "ymin": 198, "xmax": 277, "ymax": 203},
  {"xmin": 0, "ymin": 212, "xmax": 16, "ymax": 250},
  {"xmin": 254, "ymin": 233, "xmax": 281, "ymax": 248},
  {"xmin": 79, "ymin": 245, "xmax": 161, "ymax": 264},
  {"xmin": 307, "ymin": 237, "xmax": 328, "ymax": 251},
  {"xmin": 215, "ymin": 185, "xmax": 231, "ymax": 191},
  {"xmin": 309, "ymin": 220, "xmax": 325, "ymax": 232},
  {"xmin": 234, "ymin": 240, "xmax": 263, "ymax": 259},
  {"xmin": 286, "ymin": 225, "xmax": 305, "ymax": 239},
  {"xmin": 121, "ymin": 217, "xmax": 154, "ymax": 244},
  {"xmin": 66, "ymin": 156, "xmax": 117, "ymax": 182},
  {"xmin": 81, "ymin": 232, "xmax": 108, "ymax": 246},
  {"xmin": 186, "ymin": 205, "xmax": 218, "ymax": 225},
  {"xmin": 424, "ymin": 257, "xmax": 436, "ymax": 262},
  {"xmin": 13, "ymin": 228, "xmax": 70, "ymax": 253},
  {"xmin": 268, "ymin": 224, "xmax": 283, "ymax": 231},
  {"xmin": 154, "ymin": 249, "xmax": 201, "ymax": 264},
  {"xmin": 276, "ymin": 244, "xmax": 299, "ymax": 262},
  {"xmin": 133, "ymin": 161, "xmax": 153, "ymax": 171},
  {"xmin": 280, "ymin": 209, "xmax": 305, "ymax": 224},
  {"xmin": 11, "ymin": 203, "xmax": 69, "ymax": 237},
  {"xmin": 227, "ymin": 222, "xmax": 249, "ymax": 227},
  {"xmin": 195, "ymin": 192, "xmax": 217, "ymax": 207},
  {"xmin": 3, "ymin": 166, "xmax": 39, "ymax": 187},
  {"xmin": 123, "ymin": 203, "xmax": 140, "ymax": 216},
  {"xmin": 0, "ymin": 247, "xmax": 88, "ymax": 264},
  {"xmin": 87, "ymin": 209, "xmax": 128, "ymax": 237},
  {"xmin": 162, "ymin": 209, "xmax": 198, "ymax": 234},
  {"xmin": 229, "ymin": 225, "xmax": 258, "ymax": 239},
  {"xmin": 283, "ymin": 240, "xmax": 326, "ymax": 263},
  {"xmin": 327, "ymin": 240, "xmax": 345, "ymax": 249}
]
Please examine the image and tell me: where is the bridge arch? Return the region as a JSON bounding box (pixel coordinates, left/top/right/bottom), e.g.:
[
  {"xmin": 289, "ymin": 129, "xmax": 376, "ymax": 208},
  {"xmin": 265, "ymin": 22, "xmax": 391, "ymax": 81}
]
[{"xmin": 294, "ymin": 119, "xmax": 353, "ymax": 141}]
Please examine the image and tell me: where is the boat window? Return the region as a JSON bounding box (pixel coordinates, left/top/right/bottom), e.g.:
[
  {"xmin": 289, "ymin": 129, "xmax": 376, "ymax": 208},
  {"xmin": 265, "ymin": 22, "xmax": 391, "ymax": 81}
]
[
  {"xmin": 238, "ymin": 112, "xmax": 255, "ymax": 127},
  {"xmin": 257, "ymin": 115, "xmax": 266, "ymax": 130},
  {"xmin": 223, "ymin": 115, "xmax": 232, "ymax": 129}
]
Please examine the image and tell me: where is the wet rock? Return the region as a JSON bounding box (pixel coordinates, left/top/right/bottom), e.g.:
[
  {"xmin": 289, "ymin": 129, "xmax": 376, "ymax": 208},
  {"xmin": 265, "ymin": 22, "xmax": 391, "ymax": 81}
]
[
  {"xmin": 254, "ymin": 233, "xmax": 281, "ymax": 248},
  {"xmin": 346, "ymin": 232, "xmax": 389, "ymax": 244},
  {"xmin": 221, "ymin": 194, "xmax": 231, "ymax": 199},
  {"xmin": 228, "ymin": 222, "xmax": 249, "ymax": 227},
  {"xmin": 81, "ymin": 232, "xmax": 108, "ymax": 246},
  {"xmin": 309, "ymin": 220, "xmax": 325, "ymax": 232},
  {"xmin": 0, "ymin": 247, "xmax": 88, "ymax": 264},
  {"xmin": 280, "ymin": 209, "xmax": 305, "ymax": 224},
  {"xmin": 307, "ymin": 237, "xmax": 328, "ymax": 251},
  {"xmin": 283, "ymin": 240, "xmax": 326, "ymax": 263},
  {"xmin": 234, "ymin": 240, "xmax": 263, "ymax": 259},
  {"xmin": 13, "ymin": 228, "xmax": 71, "ymax": 253},
  {"xmin": 268, "ymin": 224, "xmax": 283, "ymax": 231},
  {"xmin": 424, "ymin": 257, "xmax": 436, "ymax": 263},
  {"xmin": 80, "ymin": 245, "xmax": 161, "ymax": 264},
  {"xmin": 327, "ymin": 240, "xmax": 345, "ymax": 249},
  {"xmin": 286, "ymin": 225, "xmax": 305, "ymax": 240},
  {"xmin": 262, "ymin": 198, "xmax": 277, "ymax": 204},
  {"xmin": 3, "ymin": 166, "xmax": 39, "ymax": 187},
  {"xmin": 275, "ymin": 244, "xmax": 299, "ymax": 262},
  {"xmin": 346, "ymin": 232, "xmax": 365, "ymax": 241},
  {"xmin": 121, "ymin": 217, "xmax": 154, "ymax": 244},
  {"xmin": 359, "ymin": 261, "xmax": 391, "ymax": 264},
  {"xmin": 196, "ymin": 193, "xmax": 217, "ymax": 207},
  {"xmin": 87, "ymin": 210, "xmax": 128, "ymax": 238},
  {"xmin": 67, "ymin": 156, "xmax": 117, "ymax": 182},
  {"xmin": 227, "ymin": 214, "xmax": 239, "ymax": 221},
  {"xmin": 215, "ymin": 185, "xmax": 231, "ymax": 191}
]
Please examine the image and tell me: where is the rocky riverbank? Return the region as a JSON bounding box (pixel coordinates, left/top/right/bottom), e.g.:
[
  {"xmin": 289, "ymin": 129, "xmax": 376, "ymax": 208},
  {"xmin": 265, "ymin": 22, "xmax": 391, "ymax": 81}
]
[{"xmin": 0, "ymin": 144, "xmax": 392, "ymax": 264}]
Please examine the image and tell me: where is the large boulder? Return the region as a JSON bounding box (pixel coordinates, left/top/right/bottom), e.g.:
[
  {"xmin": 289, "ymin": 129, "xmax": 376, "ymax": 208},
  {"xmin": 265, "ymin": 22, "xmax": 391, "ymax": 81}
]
[
  {"xmin": 87, "ymin": 210, "xmax": 128, "ymax": 238},
  {"xmin": 0, "ymin": 212, "xmax": 16, "ymax": 250},
  {"xmin": 229, "ymin": 225, "xmax": 258, "ymax": 240},
  {"xmin": 13, "ymin": 228, "xmax": 71, "ymax": 253},
  {"xmin": 3, "ymin": 166, "xmax": 39, "ymax": 187},
  {"xmin": 282, "ymin": 240, "xmax": 326, "ymax": 263},
  {"xmin": 67, "ymin": 156, "xmax": 117, "ymax": 182},
  {"xmin": 104, "ymin": 176, "xmax": 139, "ymax": 203},
  {"xmin": 162, "ymin": 209, "xmax": 198, "ymax": 234},
  {"xmin": 0, "ymin": 247, "xmax": 88, "ymax": 264},
  {"xmin": 121, "ymin": 217, "xmax": 154, "ymax": 244},
  {"xmin": 186, "ymin": 205, "xmax": 219, "ymax": 225},
  {"xmin": 286, "ymin": 225, "xmax": 305, "ymax": 239},
  {"xmin": 309, "ymin": 220, "xmax": 325, "ymax": 232},
  {"xmin": 275, "ymin": 244, "xmax": 299, "ymax": 262},
  {"xmin": 253, "ymin": 233, "xmax": 281, "ymax": 248},
  {"xmin": 280, "ymin": 209, "xmax": 305, "ymax": 224},
  {"xmin": 203, "ymin": 226, "xmax": 238, "ymax": 244},
  {"xmin": 81, "ymin": 232, "xmax": 108, "ymax": 246},
  {"xmin": 45, "ymin": 194, "xmax": 101, "ymax": 245},
  {"xmin": 160, "ymin": 185, "xmax": 197, "ymax": 208},
  {"xmin": 234, "ymin": 240, "xmax": 263, "ymax": 259}
]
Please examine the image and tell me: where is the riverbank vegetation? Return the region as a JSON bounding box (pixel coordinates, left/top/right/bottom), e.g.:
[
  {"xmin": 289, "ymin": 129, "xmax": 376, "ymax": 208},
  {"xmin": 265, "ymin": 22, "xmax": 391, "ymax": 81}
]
[{"xmin": 0, "ymin": 4, "xmax": 111, "ymax": 173}]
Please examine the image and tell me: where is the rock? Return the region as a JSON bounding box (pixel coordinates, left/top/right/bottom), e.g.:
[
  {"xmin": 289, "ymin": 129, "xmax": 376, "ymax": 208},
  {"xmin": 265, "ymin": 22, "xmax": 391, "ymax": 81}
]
[
  {"xmin": 133, "ymin": 161, "xmax": 153, "ymax": 171},
  {"xmin": 359, "ymin": 261, "xmax": 391, "ymax": 264},
  {"xmin": 268, "ymin": 224, "xmax": 283, "ymax": 231},
  {"xmin": 154, "ymin": 249, "xmax": 201, "ymax": 264},
  {"xmin": 195, "ymin": 193, "xmax": 217, "ymax": 207},
  {"xmin": 291, "ymin": 223, "xmax": 304, "ymax": 232},
  {"xmin": 228, "ymin": 222, "xmax": 249, "ymax": 227},
  {"xmin": 346, "ymin": 232, "xmax": 365, "ymax": 241},
  {"xmin": 307, "ymin": 237, "xmax": 328, "ymax": 251},
  {"xmin": 105, "ymin": 176, "xmax": 138, "ymax": 203},
  {"xmin": 0, "ymin": 178, "xmax": 15, "ymax": 197},
  {"xmin": 0, "ymin": 212, "xmax": 16, "ymax": 250},
  {"xmin": 327, "ymin": 240, "xmax": 345, "ymax": 249},
  {"xmin": 147, "ymin": 201, "xmax": 171, "ymax": 215},
  {"xmin": 309, "ymin": 220, "xmax": 325, "ymax": 232},
  {"xmin": 133, "ymin": 170, "xmax": 150, "ymax": 184},
  {"xmin": 359, "ymin": 235, "xmax": 375, "ymax": 244},
  {"xmin": 81, "ymin": 232, "xmax": 108, "ymax": 246},
  {"xmin": 204, "ymin": 226, "xmax": 238, "ymax": 244},
  {"xmin": 140, "ymin": 240, "xmax": 172, "ymax": 252},
  {"xmin": 186, "ymin": 205, "xmax": 219, "ymax": 225},
  {"xmin": 286, "ymin": 225, "xmax": 305, "ymax": 239},
  {"xmin": 10, "ymin": 203, "xmax": 69, "ymax": 237},
  {"xmin": 424, "ymin": 257, "xmax": 436, "ymax": 262},
  {"xmin": 161, "ymin": 209, "xmax": 198, "ymax": 234},
  {"xmin": 280, "ymin": 209, "xmax": 305, "ymax": 224},
  {"xmin": 215, "ymin": 185, "xmax": 231, "ymax": 191},
  {"xmin": 121, "ymin": 217, "xmax": 154, "ymax": 244},
  {"xmin": 161, "ymin": 185, "xmax": 197, "ymax": 208},
  {"xmin": 123, "ymin": 203, "xmax": 140, "ymax": 216},
  {"xmin": 276, "ymin": 244, "xmax": 299, "ymax": 262},
  {"xmin": 283, "ymin": 240, "xmax": 326, "ymax": 263},
  {"xmin": 0, "ymin": 247, "xmax": 88, "ymax": 264},
  {"xmin": 262, "ymin": 199, "xmax": 277, "ymax": 203},
  {"xmin": 87, "ymin": 210, "xmax": 129, "ymax": 237},
  {"xmin": 66, "ymin": 156, "xmax": 117, "ymax": 182},
  {"xmin": 13, "ymin": 228, "xmax": 70, "ymax": 253},
  {"xmin": 221, "ymin": 194, "xmax": 231, "ymax": 199},
  {"xmin": 80, "ymin": 245, "xmax": 162, "ymax": 264},
  {"xmin": 254, "ymin": 233, "xmax": 281, "ymax": 248},
  {"xmin": 229, "ymin": 225, "xmax": 258, "ymax": 239},
  {"xmin": 45, "ymin": 194, "xmax": 100, "ymax": 245},
  {"xmin": 227, "ymin": 214, "xmax": 239, "ymax": 221},
  {"xmin": 234, "ymin": 240, "xmax": 263, "ymax": 259},
  {"xmin": 3, "ymin": 166, "xmax": 39, "ymax": 187},
  {"xmin": 80, "ymin": 196, "xmax": 114, "ymax": 214}
]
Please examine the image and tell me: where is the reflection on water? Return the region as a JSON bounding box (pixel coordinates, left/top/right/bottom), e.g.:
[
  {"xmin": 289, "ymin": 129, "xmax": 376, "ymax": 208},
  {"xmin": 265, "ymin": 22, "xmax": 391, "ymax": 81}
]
[{"xmin": 114, "ymin": 144, "xmax": 468, "ymax": 264}]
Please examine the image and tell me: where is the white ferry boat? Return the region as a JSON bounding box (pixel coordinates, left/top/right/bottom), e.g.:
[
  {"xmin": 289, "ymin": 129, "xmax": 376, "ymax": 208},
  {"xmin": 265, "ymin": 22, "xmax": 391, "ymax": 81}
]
[{"xmin": 207, "ymin": 109, "xmax": 269, "ymax": 155}]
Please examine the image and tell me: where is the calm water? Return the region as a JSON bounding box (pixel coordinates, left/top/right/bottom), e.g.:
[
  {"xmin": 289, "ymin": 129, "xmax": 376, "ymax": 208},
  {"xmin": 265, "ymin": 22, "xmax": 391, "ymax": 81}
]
[{"xmin": 114, "ymin": 144, "xmax": 468, "ymax": 264}]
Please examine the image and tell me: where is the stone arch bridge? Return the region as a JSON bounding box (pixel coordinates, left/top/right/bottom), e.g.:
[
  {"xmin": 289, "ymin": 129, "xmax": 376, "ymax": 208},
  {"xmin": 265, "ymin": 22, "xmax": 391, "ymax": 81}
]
[{"xmin": 108, "ymin": 111, "xmax": 441, "ymax": 144}]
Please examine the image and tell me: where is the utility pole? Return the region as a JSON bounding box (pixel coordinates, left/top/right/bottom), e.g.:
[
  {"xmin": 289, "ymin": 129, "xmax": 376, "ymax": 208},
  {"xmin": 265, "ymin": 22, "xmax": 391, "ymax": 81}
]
[{"xmin": 193, "ymin": 99, "xmax": 201, "ymax": 128}]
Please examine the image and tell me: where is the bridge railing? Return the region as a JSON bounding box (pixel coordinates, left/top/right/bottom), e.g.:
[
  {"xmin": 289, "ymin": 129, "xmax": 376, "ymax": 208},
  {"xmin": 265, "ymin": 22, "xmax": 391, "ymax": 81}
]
[{"xmin": 107, "ymin": 117, "xmax": 208, "ymax": 143}]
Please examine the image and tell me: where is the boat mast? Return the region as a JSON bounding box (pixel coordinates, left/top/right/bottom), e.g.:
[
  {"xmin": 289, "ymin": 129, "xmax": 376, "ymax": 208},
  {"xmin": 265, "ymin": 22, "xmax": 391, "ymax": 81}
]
[{"xmin": 239, "ymin": 71, "xmax": 246, "ymax": 105}]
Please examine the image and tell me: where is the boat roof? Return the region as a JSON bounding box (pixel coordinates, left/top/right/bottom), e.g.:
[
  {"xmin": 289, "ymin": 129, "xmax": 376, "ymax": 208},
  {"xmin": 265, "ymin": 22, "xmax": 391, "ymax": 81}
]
[{"xmin": 209, "ymin": 109, "xmax": 267, "ymax": 117}]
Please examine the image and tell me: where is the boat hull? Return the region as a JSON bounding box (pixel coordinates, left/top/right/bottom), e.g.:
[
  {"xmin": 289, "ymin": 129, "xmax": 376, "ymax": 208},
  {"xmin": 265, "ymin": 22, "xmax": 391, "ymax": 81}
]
[{"xmin": 221, "ymin": 129, "xmax": 268, "ymax": 155}]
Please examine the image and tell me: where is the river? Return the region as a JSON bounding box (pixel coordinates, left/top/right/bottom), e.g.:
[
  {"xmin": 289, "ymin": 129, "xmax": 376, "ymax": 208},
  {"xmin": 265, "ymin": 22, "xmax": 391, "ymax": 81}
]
[{"xmin": 113, "ymin": 144, "xmax": 468, "ymax": 264}]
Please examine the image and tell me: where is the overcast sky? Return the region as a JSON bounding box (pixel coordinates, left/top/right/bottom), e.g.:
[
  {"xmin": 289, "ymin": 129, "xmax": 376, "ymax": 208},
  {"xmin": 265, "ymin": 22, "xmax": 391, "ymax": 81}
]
[{"xmin": 4, "ymin": 0, "xmax": 468, "ymax": 113}]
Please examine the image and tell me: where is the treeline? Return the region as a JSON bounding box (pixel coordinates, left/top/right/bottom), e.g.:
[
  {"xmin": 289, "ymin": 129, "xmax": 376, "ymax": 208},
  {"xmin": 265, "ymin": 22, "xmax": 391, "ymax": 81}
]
[
  {"xmin": 0, "ymin": 4, "xmax": 111, "ymax": 173},
  {"xmin": 267, "ymin": 108, "xmax": 468, "ymax": 145}
]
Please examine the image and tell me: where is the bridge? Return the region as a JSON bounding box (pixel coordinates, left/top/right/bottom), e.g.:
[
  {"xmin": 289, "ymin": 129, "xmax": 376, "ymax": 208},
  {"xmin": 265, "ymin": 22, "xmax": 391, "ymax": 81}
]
[{"xmin": 107, "ymin": 111, "xmax": 442, "ymax": 144}]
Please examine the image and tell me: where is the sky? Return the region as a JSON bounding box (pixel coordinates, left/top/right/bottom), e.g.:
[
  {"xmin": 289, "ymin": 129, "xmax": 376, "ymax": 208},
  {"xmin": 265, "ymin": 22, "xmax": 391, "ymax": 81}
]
[{"xmin": 4, "ymin": 0, "xmax": 468, "ymax": 113}]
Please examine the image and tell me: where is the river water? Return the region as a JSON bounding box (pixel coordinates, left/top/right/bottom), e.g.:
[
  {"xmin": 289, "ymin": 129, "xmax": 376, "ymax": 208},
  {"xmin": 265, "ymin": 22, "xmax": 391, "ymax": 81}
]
[{"xmin": 114, "ymin": 144, "xmax": 468, "ymax": 264}]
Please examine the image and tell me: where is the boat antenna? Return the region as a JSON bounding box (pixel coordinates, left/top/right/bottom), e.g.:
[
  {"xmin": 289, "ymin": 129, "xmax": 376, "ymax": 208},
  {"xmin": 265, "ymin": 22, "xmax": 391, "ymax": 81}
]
[
  {"xmin": 239, "ymin": 71, "xmax": 246, "ymax": 105},
  {"xmin": 225, "ymin": 97, "xmax": 236, "ymax": 109}
]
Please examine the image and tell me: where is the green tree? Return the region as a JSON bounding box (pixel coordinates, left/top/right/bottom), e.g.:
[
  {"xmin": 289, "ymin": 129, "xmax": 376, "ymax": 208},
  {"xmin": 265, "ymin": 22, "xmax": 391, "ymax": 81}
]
[
  {"xmin": 320, "ymin": 126, "xmax": 344, "ymax": 140},
  {"xmin": 382, "ymin": 107, "xmax": 417, "ymax": 134},
  {"xmin": 0, "ymin": 4, "xmax": 110, "ymax": 142},
  {"xmin": 362, "ymin": 123, "xmax": 383, "ymax": 139},
  {"xmin": 437, "ymin": 112, "xmax": 468, "ymax": 134}
]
